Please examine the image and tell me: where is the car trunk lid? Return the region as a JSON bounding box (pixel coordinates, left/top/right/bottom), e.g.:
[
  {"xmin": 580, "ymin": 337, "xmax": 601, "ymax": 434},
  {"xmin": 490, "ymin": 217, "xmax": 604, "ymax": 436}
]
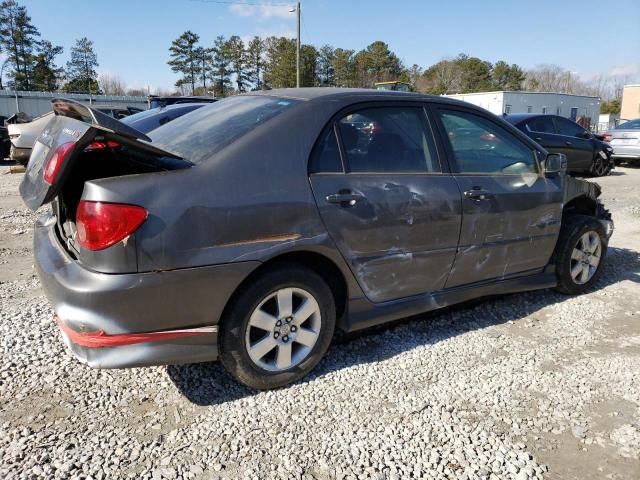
[
  {"xmin": 609, "ymin": 129, "xmax": 640, "ymax": 145},
  {"xmin": 19, "ymin": 99, "xmax": 189, "ymax": 211}
]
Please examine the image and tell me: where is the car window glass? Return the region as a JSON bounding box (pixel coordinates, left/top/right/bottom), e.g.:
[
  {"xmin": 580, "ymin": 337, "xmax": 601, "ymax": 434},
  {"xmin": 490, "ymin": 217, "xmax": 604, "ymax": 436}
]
[
  {"xmin": 337, "ymin": 107, "xmax": 438, "ymax": 173},
  {"xmin": 527, "ymin": 117, "xmax": 555, "ymax": 134},
  {"xmin": 438, "ymin": 109, "xmax": 536, "ymax": 174},
  {"xmin": 309, "ymin": 128, "xmax": 342, "ymax": 173},
  {"xmin": 554, "ymin": 117, "xmax": 585, "ymax": 137},
  {"xmin": 149, "ymin": 96, "xmax": 300, "ymax": 164},
  {"xmin": 616, "ymin": 119, "xmax": 640, "ymax": 130}
]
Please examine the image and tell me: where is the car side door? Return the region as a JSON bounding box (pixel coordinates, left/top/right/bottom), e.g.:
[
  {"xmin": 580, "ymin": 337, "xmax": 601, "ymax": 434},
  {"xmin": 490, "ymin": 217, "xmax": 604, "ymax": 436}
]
[
  {"xmin": 431, "ymin": 106, "xmax": 563, "ymax": 288},
  {"xmin": 524, "ymin": 116, "xmax": 561, "ymax": 150},
  {"xmin": 308, "ymin": 103, "xmax": 463, "ymax": 303},
  {"xmin": 552, "ymin": 116, "xmax": 594, "ymax": 172}
]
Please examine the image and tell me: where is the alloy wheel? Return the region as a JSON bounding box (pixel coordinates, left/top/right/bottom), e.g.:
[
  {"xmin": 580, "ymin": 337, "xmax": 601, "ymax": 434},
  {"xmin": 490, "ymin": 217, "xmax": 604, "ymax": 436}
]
[
  {"xmin": 593, "ymin": 156, "xmax": 608, "ymax": 176},
  {"xmin": 245, "ymin": 287, "xmax": 322, "ymax": 372},
  {"xmin": 570, "ymin": 231, "xmax": 602, "ymax": 284}
]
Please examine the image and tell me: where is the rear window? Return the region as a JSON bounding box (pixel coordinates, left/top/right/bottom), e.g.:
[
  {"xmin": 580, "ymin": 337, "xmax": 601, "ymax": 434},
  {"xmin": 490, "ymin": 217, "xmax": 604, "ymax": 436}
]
[
  {"xmin": 616, "ymin": 119, "xmax": 640, "ymax": 130},
  {"xmin": 148, "ymin": 95, "xmax": 300, "ymax": 163}
]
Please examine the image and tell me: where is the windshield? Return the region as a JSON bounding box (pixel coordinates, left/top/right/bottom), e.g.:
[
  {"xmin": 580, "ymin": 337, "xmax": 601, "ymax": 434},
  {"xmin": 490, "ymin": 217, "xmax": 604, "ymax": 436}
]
[
  {"xmin": 616, "ymin": 119, "xmax": 640, "ymax": 130},
  {"xmin": 148, "ymin": 95, "xmax": 300, "ymax": 164}
]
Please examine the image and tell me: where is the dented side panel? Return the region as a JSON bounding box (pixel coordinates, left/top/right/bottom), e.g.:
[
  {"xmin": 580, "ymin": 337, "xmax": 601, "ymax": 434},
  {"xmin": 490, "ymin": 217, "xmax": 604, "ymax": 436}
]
[
  {"xmin": 445, "ymin": 172, "xmax": 563, "ymax": 288},
  {"xmin": 309, "ymin": 174, "xmax": 462, "ymax": 303}
]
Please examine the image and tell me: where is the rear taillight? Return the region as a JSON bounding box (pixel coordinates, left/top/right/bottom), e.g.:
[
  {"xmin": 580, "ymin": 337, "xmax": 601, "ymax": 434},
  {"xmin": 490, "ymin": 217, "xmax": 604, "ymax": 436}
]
[
  {"xmin": 85, "ymin": 140, "xmax": 120, "ymax": 151},
  {"xmin": 603, "ymin": 133, "xmax": 612, "ymax": 142},
  {"xmin": 76, "ymin": 201, "xmax": 148, "ymax": 251},
  {"xmin": 43, "ymin": 142, "xmax": 75, "ymax": 185}
]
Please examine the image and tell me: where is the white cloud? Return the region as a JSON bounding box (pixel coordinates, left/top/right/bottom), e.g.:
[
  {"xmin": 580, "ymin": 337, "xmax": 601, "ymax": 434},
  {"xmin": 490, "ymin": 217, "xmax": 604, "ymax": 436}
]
[{"xmin": 229, "ymin": 3, "xmax": 294, "ymax": 20}]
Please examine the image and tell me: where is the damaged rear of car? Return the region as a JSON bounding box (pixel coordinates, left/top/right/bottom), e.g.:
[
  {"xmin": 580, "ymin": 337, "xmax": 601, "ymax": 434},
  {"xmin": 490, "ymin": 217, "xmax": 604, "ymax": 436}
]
[{"xmin": 20, "ymin": 99, "xmax": 245, "ymax": 368}]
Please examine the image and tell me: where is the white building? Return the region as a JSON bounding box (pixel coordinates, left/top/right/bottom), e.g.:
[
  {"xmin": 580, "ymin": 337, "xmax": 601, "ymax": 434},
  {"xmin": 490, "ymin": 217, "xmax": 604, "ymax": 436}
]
[
  {"xmin": 443, "ymin": 91, "xmax": 601, "ymax": 127},
  {"xmin": 597, "ymin": 113, "xmax": 620, "ymax": 133}
]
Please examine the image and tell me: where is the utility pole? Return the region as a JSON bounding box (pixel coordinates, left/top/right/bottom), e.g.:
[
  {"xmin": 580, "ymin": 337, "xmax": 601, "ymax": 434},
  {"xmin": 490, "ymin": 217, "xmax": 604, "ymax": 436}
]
[{"xmin": 296, "ymin": 2, "xmax": 301, "ymax": 88}]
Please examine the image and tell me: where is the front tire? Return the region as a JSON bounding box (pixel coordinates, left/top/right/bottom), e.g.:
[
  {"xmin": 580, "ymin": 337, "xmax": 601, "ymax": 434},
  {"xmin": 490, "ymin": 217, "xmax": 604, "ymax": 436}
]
[
  {"xmin": 590, "ymin": 153, "xmax": 611, "ymax": 177},
  {"xmin": 555, "ymin": 215, "xmax": 608, "ymax": 294},
  {"xmin": 219, "ymin": 264, "xmax": 336, "ymax": 390}
]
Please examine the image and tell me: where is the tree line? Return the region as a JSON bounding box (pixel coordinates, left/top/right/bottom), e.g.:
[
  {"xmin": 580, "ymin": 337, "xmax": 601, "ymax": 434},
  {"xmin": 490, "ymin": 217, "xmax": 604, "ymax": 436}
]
[
  {"xmin": 0, "ymin": 0, "xmax": 101, "ymax": 93},
  {"xmin": 168, "ymin": 30, "xmax": 625, "ymax": 112}
]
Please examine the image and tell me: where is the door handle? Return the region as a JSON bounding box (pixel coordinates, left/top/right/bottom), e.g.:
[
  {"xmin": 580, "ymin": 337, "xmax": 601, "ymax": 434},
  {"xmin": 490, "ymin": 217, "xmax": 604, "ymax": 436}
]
[
  {"xmin": 535, "ymin": 137, "xmax": 542, "ymax": 142},
  {"xmin": 464, "ymin": 188, "xmax": 494, "ymax": 201},
  {"xmin": 326, "ymin": 192, "xmax": 364, "ymax": 206},
  {"xmin": 565, "ymin": 141, "xmax": 572, "ymax": 146}
]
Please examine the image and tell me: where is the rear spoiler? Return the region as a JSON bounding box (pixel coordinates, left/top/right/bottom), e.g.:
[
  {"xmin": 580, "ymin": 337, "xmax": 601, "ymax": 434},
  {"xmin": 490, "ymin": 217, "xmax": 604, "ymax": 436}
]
[
  {"xmin": 51, "ymin": 98, "xmax": 183, "ymax": 160},
  {"xmin": 52, "ymin": 98, "xmax": 152, "ymax": 142}
]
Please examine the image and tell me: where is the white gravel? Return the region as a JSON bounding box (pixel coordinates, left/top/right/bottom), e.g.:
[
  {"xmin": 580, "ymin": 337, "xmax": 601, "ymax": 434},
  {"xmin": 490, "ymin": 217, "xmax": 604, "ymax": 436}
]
[{"xmin": 1, "ymin": 165, "xmax": 639, "ymax": 479}]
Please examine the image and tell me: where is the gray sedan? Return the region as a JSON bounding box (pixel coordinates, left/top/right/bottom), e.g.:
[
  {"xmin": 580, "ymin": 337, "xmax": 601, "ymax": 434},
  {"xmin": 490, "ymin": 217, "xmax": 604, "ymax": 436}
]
[
  {"xmin": 607, "ymin": 118, "xmax": 640, "ymax": 164},
  {"xmin": 19, "ymin": 90, "xmax": 612, "ymax": 389}
]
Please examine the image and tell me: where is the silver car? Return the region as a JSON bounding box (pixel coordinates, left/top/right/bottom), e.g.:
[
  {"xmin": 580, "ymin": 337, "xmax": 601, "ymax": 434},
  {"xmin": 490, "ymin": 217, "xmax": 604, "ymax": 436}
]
[{"xmin": 607, "ymin": 118, "xmax": 640, "ymax": 164}]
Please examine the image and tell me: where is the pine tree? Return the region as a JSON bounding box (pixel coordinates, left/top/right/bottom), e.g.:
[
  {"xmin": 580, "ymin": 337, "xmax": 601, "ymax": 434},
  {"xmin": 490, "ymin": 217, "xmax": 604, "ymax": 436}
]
[
  {"xmin": 263, "ymin": 36, "xmax": 296, "ymax": 89},
  {"xmin": 246, "ymin": 36, "xmax": 265, "ymax": 90},
  {"xmin": 317, "ymin": 45, "xmax": 335, "ymax": 86},
  {"xmin": 32, "ymin": 40, "xmax": 63, "ymax": 91},
  {"xmin": 0, "ymin": 0, "xmax": 40, "ymax": 90},
  {"xmin": 226, "ymin": 35, "xmax": 247, "ymax": 93},
  {"xmin": 167, "ymin": 31, "xmax": 200, "ymax": 93},
  {"xmin": 331, "ymin": 48, "xmax": 355, "ymax": 87},
  {"xmin": 210, "ymin": 35, "xmax": 232, "ymax": 96},
  {"xmin": 64, "ymin": 37, "xmax": 99, "ymax": 93}
]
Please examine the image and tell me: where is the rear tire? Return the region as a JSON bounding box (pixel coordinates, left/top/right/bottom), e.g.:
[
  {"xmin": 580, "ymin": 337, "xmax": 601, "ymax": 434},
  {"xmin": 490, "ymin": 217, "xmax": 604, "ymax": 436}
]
[
  {"xmin": 219, "ymin": 264, "xmax": 336, "ymax": 390},
  {"xmin": 554, "ymin": 215, "xmax": 608, "ymax": 295}
]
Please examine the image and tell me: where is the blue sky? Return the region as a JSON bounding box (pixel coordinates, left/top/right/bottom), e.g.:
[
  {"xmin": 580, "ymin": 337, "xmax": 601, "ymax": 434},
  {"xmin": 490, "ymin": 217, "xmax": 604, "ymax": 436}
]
[{"xmin": 22, "ymin": 0, "xmax": 640, "ymax": 91}]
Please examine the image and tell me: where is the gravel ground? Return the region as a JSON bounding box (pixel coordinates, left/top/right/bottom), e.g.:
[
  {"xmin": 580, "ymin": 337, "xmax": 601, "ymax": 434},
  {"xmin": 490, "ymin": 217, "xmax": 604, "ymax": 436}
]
[{"xmin": 1, "ymin": 164, "xmax": 639, "ymax": 480}]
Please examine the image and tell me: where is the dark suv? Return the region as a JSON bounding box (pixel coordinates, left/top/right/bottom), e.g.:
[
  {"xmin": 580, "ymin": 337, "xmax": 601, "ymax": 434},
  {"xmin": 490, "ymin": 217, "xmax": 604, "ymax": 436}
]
[
  {"xmin": 20, "ymin": 91, "xmax": 613, "ymax": 389},
  {"xmin": 505, "ymin": 114, "xmax": 614, "ymax": 176}
]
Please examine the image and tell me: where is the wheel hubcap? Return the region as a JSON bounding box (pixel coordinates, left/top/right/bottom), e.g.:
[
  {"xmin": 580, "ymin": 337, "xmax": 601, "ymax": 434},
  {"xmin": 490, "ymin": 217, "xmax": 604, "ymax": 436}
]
[
  {"xmin": 245, "ymin": 287, "xmax": 321, "ymax": 372},
  {"xmin": 594, "ymin": 157, "xmax": 607, "ymax": 176},
  {"xmin": 570, "ymin": 231, "xmax": 602, "ymax": 284}
]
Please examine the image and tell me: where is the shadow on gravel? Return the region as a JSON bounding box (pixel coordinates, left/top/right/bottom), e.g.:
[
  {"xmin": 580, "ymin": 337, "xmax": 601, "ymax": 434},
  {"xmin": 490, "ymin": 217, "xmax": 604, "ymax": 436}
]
[
  {"xmin": 167, "ymin": 246, "xmax": 640, "ymax": 405},
  {"xmin": 0, "ymin": 159, "xmax": 16, "ymax": 166}
]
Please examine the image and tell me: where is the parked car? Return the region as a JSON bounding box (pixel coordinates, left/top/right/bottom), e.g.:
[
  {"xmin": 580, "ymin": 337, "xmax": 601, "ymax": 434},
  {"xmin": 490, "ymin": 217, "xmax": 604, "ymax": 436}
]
[
  {"xmin": 120, "ymin": 103, "xmax": 208, "ymax": 133},
  {"xmin": 20, "ymin": 91, "xmax": 613, "ymax": 389},
  {"xmin": 8, "ymin": 111, "xmax": 54, "ymax": 165},
  {"xmin": 148, "ymin": 95, "xmax": 217, "ymax": 109},
  {"xmin": 504, "ymin": 113, "xmax": 614, "ymax": 176},
  {"xmin": 604, "ymin": 118, "xmax": 640, "ymax": 164},
  {"xmin": 8, "ymin": 105, "xmax": 144, "ymax": 165}
]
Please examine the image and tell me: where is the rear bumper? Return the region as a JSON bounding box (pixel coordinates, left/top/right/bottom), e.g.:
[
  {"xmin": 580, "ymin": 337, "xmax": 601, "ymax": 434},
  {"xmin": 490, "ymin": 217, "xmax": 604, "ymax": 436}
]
[
  {"xmin": 34, "ymin": 214, "xmax": 260, "ymax": 368},
  {"xmin": 10, "ymin": 144, "xmax": 31, "ymax": 163},
  {"xmin": 611, "ymin": 145, "xmax": 640, "ymax": 160}
]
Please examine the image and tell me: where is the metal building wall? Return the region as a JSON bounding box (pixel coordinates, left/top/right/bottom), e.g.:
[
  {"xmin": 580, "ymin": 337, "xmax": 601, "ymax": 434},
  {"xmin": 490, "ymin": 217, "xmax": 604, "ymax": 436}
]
[{"xmin": 0, "ymin": 90, "xmax": 148, "ymax": 118}]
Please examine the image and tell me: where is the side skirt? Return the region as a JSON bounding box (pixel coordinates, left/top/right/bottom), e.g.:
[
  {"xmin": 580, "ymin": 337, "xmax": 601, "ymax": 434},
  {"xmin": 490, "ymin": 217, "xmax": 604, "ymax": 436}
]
[{"xmin": 343, "ymin": 270, "xmax": 557, "ymax": 333}]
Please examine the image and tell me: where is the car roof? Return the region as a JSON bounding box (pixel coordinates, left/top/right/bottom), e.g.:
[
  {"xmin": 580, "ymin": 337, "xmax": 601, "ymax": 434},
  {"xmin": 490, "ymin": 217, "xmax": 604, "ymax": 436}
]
[
  {"xmin": 503, "ymin": 113, "xmax": 560, "ymax": 125},
  {"xmin": 158, "ymin": 102, "xmax": 210, "ymax": 111},
  {"xmin": 243, "ymin": 87, "xmax": 466, "ymax": 105}
]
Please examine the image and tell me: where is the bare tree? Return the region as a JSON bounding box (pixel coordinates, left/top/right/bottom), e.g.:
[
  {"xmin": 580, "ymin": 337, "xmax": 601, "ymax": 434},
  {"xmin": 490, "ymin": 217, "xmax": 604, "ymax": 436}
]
[{"xmin": 99, "ymin": 73, "xmax": 126, "ymax": 95}]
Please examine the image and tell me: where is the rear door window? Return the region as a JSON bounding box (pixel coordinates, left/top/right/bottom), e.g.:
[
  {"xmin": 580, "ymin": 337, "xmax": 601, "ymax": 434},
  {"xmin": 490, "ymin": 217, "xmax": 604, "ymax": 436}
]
[
  {"xmin": 437, "ymin": 109, "xmax": 537, "ymax": 174},
  {"xmin": 336, "ymin": 107, "xmax": 439, "ymax": 173},
  {"xmin": 527, "ymin": 117, "xmax": 556, "ymax": 134},
  {"xmin": 309, "ymin": 128, "xmax": 343, "ymax": 173}
]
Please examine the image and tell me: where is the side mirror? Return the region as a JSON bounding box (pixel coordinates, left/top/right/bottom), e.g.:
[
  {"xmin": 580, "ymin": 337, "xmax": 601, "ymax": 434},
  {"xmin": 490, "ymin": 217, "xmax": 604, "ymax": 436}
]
[
  {"xmin": 543, "ymin": 153, "xmax": 567, "ymax": 175},
  {"xmin": 579, "ymin": 131, "xmax": 592, "ymax": 139}
]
